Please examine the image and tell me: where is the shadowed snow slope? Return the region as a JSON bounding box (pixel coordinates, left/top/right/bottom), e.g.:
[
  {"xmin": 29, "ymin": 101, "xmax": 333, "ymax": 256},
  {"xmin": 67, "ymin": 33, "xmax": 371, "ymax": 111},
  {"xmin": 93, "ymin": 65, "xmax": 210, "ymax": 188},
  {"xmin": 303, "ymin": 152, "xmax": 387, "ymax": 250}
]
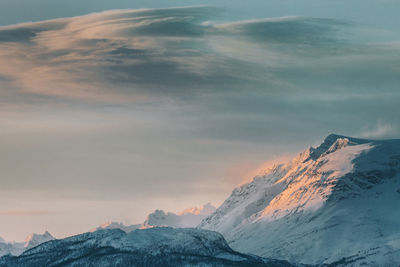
[
  {"xmin": 0, "ymin": 228, "xmax": 293, "ymax": 267},
  {"xmin": 199, "ymin": 134, "xmax": 400, "ymax": 266}
]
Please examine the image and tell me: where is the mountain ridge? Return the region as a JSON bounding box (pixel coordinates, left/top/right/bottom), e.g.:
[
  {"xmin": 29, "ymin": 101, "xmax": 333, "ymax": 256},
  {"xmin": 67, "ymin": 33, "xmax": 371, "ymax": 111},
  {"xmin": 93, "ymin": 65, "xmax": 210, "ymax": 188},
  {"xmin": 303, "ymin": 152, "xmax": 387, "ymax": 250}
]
[
  {"xmin": 199, "ymin": 134, "xmax": 400, "ymax": 265},
  {"xmin": 0, "ymin": 227, "xmax": 294, "ymax": 267}
]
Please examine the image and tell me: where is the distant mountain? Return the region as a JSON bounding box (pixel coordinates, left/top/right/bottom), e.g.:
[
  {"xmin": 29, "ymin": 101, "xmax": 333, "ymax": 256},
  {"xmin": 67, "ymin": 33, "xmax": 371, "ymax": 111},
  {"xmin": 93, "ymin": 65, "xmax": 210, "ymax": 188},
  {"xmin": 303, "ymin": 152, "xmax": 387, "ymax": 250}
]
[
  {"xmin": 0, "ymin": 228, "xmax": 293, "ymax": 267},
  {"xmin": 0, "ymin": 231, "xmax": 54, "ymax": 257},
  {"xmin": 199, "ymin": 134, "xmax": 400, "ymax": 265},
  {"xmin": 0, "ymin": 242, "xmax": 21, "ymax": 258},
  {"xmin": 1, "ymin": 203, "xmax": 215, "ymax": 259},
  {"xmin": 95, "ymin": 203, "xmax": 216, "ymax": 233},
  {"xmin": 23, "ymin": 231, "xmax": 54, "ymax": 250},
  {"xmin": 143, "ymin": 203, "xmax": 216, "ymax": 228}
]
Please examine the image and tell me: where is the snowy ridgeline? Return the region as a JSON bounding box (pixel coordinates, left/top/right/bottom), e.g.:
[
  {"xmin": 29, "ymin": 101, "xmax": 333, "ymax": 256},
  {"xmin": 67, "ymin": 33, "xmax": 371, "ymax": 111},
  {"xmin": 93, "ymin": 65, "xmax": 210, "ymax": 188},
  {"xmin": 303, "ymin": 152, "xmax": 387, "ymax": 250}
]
[
  {"xmin": 199, "ymin": 134, "xmax": 400, "ymax": 266},
  {"xmin": 0, "ymin": 203, "xmax": 216, "ymax": 257},
  {"xmin": 0, "ymin": 228, "xmax": 293, "ymax": 267}
]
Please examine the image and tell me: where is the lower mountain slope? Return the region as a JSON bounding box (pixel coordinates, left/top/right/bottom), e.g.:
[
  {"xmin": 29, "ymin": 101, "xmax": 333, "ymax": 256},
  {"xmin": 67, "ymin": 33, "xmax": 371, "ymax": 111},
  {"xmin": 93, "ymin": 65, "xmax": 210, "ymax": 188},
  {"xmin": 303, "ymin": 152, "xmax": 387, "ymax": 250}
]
[
  {"xmin": 0, "ymin": 227, "xmax": 293, "ymax": 267},
  {"xmin": 199, "ymin": 134, "xmax": 400, "ymax": 266}
]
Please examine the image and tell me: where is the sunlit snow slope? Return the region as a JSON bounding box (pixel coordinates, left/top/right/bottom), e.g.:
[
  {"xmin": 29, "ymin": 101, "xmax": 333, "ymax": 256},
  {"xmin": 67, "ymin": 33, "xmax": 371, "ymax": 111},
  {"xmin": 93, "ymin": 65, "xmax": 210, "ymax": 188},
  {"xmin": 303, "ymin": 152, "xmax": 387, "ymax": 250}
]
[{"xmin": 199, "ymin": 134, "xmax": 400, "ymax": 265}]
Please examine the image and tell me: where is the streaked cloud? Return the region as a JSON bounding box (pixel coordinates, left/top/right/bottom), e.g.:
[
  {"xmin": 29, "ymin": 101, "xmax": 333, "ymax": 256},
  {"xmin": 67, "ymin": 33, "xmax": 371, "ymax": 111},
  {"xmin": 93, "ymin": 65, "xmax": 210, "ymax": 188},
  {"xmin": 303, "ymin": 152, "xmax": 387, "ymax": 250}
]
[
  {"xmin": 0, "ymin": 6, "xmax": 383, "ymax": 104},
  {"xmin": 0, "ymin": 7, "xmax": 399, "ymax": 196},
  {"xmin": 216, "ymin": 17, "xmax": 348, "ymax": 47}
]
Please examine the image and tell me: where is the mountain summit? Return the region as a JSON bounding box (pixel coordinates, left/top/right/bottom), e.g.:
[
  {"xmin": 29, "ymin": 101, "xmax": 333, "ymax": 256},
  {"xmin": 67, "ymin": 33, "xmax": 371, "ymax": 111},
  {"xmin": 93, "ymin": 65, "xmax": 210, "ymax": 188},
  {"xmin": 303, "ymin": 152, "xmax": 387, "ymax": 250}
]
[
  {"xmin": 199, "ymin": 134, "xmax": 400, "ymax": 265},
  {"xmin": 23, "ymin": 231, "xmax": 54, "ymax": 250}
]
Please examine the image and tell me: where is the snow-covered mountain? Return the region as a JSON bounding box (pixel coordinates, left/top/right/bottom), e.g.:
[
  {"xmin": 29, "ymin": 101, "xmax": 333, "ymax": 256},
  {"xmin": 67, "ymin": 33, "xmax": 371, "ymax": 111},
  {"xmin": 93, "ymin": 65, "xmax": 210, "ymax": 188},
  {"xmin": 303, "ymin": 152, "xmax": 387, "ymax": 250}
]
[
  {"xmin": 23, "ymin": 231, "xmax": 54, "ymax": 250},
  {"xmin": 95, "ymin": 203, "xmax": 216, "ymax": 232},
  {"xmin": 143, "ymin": 203, "xmax": 216, "ymax": 228},
  {"xmin": 0, "ymin": 228, "xmax": 293, "ymax": 267},
  {"xmin": 0, "ymin": 242, "xmax": 22, "ymax": 258},
  {"xmin": 0, "ymin": 231, "xmax": 54, "ymax": 257},
  {"xmin": 199, "ymin": 134, "xmax": 400, "ymax": 266}
]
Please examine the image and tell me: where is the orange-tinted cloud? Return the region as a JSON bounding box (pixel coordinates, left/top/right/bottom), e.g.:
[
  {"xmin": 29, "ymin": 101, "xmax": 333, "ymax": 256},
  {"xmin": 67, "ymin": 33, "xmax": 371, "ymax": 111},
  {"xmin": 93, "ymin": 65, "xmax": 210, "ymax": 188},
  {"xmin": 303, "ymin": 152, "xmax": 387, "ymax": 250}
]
[{"xmin": 0, "ymin": 7, "xmax": 357, "ymax": 105}]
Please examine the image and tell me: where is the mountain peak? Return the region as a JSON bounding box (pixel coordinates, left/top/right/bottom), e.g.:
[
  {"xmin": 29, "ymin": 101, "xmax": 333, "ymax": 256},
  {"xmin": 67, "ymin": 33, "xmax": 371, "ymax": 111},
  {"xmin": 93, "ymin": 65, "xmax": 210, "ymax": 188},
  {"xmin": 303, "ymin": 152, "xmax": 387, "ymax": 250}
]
[
  {"xmin": 24, "ymin": 231, "xmax": 54, "ymax": 249},
  {"xmin": 323, "ymin": 133, "xmax": 374, "ymax": 145},
  {"xmin": 308, "ymin": 133, "xmax": 370, "ymax": 161}
]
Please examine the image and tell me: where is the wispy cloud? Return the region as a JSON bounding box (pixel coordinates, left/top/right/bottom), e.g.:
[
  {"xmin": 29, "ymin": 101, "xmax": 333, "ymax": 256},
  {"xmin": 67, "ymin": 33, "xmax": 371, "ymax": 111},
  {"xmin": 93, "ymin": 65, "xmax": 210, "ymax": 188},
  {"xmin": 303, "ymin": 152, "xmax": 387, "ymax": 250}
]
[
  {"xmin": 0, "ymin": 6, "xmax": 385, "ymax": 105},
  {"xmin": 359, "ymin": 120, "xmax": 398, "ymax": 139}
]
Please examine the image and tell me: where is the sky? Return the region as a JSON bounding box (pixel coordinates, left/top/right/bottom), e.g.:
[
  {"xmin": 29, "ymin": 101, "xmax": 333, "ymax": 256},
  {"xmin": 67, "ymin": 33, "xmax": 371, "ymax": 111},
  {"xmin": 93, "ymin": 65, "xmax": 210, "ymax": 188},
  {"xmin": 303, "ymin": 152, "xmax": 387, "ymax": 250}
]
[{"xmin": 0, "ymin": 0, "xmax": 399, "ymax": 241}]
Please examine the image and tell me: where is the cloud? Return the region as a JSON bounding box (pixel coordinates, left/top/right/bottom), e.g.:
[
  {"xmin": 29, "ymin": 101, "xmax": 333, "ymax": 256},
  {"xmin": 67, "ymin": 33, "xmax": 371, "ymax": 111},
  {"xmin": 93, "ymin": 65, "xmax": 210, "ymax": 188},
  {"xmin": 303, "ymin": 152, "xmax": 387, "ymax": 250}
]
[
  {"xmin": 359, "ymin": 120, "xmax": 398, "ymax": 139},
  {"xmin": 0, "ymin": 7, "xmax": 222, "ymax": 101},
  {"xmin": 0, "ymin": 20, "xmax": 66, "ymax": 43},
  {"xmin": 217, "ymin": 17, "xmax": 348, "ymax": 46},
  {"xmin": 0, "ymin": 7, "xmax": 397, "ymax": 158},
  {"xmin": 0, "ymin": 6, "xmax": 372, "ymax": 103}
]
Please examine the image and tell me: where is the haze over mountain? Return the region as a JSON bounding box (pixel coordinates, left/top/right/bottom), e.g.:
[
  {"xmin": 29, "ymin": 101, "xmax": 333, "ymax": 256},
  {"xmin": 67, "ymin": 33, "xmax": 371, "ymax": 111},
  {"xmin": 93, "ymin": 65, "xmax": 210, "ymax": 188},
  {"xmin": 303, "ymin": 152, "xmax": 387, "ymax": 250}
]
[{"xmin": 200, "ymin": 134, "xmax": 400, "ymax": 265}]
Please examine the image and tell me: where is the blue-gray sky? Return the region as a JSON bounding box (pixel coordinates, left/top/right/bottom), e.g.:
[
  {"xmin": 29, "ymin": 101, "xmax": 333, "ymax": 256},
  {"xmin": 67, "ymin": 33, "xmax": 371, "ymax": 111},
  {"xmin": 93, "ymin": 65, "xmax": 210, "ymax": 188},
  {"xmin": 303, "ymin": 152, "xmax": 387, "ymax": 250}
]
[{"xmin": 0, "ymin": 0, "xmax": 399, "ymax": 241}]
